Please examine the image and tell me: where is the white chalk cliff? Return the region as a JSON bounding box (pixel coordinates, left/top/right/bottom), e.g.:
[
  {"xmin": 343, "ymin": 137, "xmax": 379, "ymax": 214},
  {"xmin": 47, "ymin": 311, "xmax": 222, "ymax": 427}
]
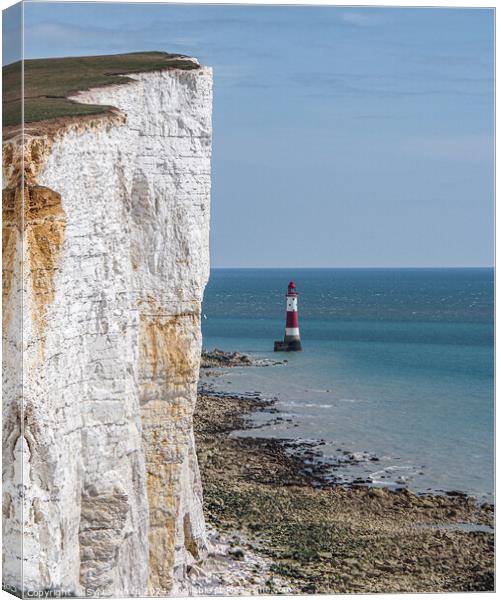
[{"xmin": 2, "ymin": 62, "xmax": 212, "ymax": 596}]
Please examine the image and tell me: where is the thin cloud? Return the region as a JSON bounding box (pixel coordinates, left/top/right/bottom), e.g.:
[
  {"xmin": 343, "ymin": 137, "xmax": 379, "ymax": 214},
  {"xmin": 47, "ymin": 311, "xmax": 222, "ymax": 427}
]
[
  {"xmin": 354, "ymin": 114, "xmax": 401, "ymax": 120},
  {"xmin": 338, "ymin": 11, "xmax": 392, "ymax": 27},
  {"xmin": 24, "ymin": 19, "xmax": 277, "ymax": 65},
  {"xmin": 290, "ymin": 70, "xmax": 492, "ymax": 100},
  {"xmin": 400, "ymin": 134, "xmax": 493, "ymax": 163}
]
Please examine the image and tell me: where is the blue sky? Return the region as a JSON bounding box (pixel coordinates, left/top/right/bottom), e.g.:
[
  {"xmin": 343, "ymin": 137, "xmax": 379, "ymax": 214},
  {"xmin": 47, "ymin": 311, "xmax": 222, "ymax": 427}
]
[{"xmin": 5, "ymin": 2, "xmax": 495, "ymax": 267}]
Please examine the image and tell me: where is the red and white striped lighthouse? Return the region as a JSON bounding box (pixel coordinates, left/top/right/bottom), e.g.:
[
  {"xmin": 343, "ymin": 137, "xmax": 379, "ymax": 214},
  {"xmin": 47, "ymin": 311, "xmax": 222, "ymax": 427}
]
[{"xmin": 274, "ymin": 281, "xmax": 302, "ymax": 351}]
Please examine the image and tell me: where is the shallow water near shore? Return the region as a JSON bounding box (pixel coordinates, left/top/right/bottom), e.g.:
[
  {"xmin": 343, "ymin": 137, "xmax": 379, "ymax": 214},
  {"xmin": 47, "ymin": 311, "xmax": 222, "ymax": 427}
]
[{"xmin": 201, "ymin": 268, "xmax": 494, "ymax": 502}]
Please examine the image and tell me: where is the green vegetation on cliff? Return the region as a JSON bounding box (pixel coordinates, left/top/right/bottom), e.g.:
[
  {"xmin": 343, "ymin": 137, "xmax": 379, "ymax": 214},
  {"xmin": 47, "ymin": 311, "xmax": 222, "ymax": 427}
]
[{"xmin": 3, "ymin": 51, "xmax": 199, "ymax": 128}]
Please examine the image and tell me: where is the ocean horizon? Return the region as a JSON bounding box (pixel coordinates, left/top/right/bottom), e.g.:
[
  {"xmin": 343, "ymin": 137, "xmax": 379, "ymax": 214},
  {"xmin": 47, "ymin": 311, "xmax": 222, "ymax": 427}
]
[{"xmin": 201, "ymin": 267, "xmax": 494, "ymax": 501}]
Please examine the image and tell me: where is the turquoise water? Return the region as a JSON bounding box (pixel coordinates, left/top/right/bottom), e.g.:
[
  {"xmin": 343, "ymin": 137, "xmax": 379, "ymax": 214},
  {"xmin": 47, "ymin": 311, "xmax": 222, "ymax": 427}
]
[{"xmin": 201, "ymin": 268, "xmax": 494, "ymax": 501}]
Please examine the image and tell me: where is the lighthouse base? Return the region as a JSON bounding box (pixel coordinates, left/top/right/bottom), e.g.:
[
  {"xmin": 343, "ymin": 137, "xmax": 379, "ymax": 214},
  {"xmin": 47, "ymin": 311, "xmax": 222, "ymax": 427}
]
[{"xmin": 274, "ymin": 339, "xmax": 302, "ymax": 352}]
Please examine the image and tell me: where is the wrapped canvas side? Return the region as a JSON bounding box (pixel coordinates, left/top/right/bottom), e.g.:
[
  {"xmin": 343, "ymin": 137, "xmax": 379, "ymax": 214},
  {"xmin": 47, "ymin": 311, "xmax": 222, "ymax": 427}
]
[{"xmin": 2, "ymin": 2, "xmax": 24, "ymax": 595}]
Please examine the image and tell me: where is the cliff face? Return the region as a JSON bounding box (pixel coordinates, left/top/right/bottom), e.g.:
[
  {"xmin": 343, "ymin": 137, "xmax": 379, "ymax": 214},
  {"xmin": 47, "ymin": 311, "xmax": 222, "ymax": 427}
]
[{"xmin": 2, "ymin": 65, "xmax": 212, "ymax": 596}]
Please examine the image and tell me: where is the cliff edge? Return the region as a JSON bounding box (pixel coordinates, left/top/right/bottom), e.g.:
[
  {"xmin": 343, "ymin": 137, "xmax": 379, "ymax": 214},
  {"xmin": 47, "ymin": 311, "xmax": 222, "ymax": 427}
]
[{"xmin": 2, "ymin": 52, "xmax": 213, "ymax": 596}]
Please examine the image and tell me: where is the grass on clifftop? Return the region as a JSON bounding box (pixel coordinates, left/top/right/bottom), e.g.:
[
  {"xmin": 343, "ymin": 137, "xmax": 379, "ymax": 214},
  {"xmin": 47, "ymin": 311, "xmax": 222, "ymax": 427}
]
[{"xmin": 3, "ymin": 51, "xmax": 199, "ymax": 128}]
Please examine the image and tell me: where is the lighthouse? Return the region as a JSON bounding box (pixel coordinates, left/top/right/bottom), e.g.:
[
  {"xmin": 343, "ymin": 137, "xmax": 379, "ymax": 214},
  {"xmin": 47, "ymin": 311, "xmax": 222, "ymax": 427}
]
[{"xmin": 274, "ymin": 281, "xmax": 302, "ymax": 351}]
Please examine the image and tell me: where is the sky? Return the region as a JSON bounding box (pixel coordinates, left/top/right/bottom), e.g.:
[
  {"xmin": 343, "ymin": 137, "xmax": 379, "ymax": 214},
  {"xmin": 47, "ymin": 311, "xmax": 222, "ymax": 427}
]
[{"xmin": 3, "ymin": 2, "xmax": 495, "ymax": 267}]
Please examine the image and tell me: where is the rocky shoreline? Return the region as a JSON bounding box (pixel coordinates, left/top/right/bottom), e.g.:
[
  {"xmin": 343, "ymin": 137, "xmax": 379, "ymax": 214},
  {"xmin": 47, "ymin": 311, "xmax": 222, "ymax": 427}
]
[
  {"xmin": 193, "ymin": 387, "xmax": 494, "ymax": 593},
  {"xmin": 201, "ymin": 348, "xmax": 286, "ymax": 369}
]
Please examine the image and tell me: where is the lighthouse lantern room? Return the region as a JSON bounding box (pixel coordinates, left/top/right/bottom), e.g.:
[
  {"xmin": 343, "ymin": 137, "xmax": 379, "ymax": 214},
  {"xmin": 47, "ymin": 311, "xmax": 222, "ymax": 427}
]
[{"xmin": 274, "ymin": 281, "xmax": 302, "ymax": 351}]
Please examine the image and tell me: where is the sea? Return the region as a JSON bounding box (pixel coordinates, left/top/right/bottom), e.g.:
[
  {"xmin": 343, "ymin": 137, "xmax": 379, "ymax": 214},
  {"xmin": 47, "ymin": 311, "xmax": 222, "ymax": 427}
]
[{"xmin": 201, "ymin": 268, "xmax": 494, "ymax": 502}]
